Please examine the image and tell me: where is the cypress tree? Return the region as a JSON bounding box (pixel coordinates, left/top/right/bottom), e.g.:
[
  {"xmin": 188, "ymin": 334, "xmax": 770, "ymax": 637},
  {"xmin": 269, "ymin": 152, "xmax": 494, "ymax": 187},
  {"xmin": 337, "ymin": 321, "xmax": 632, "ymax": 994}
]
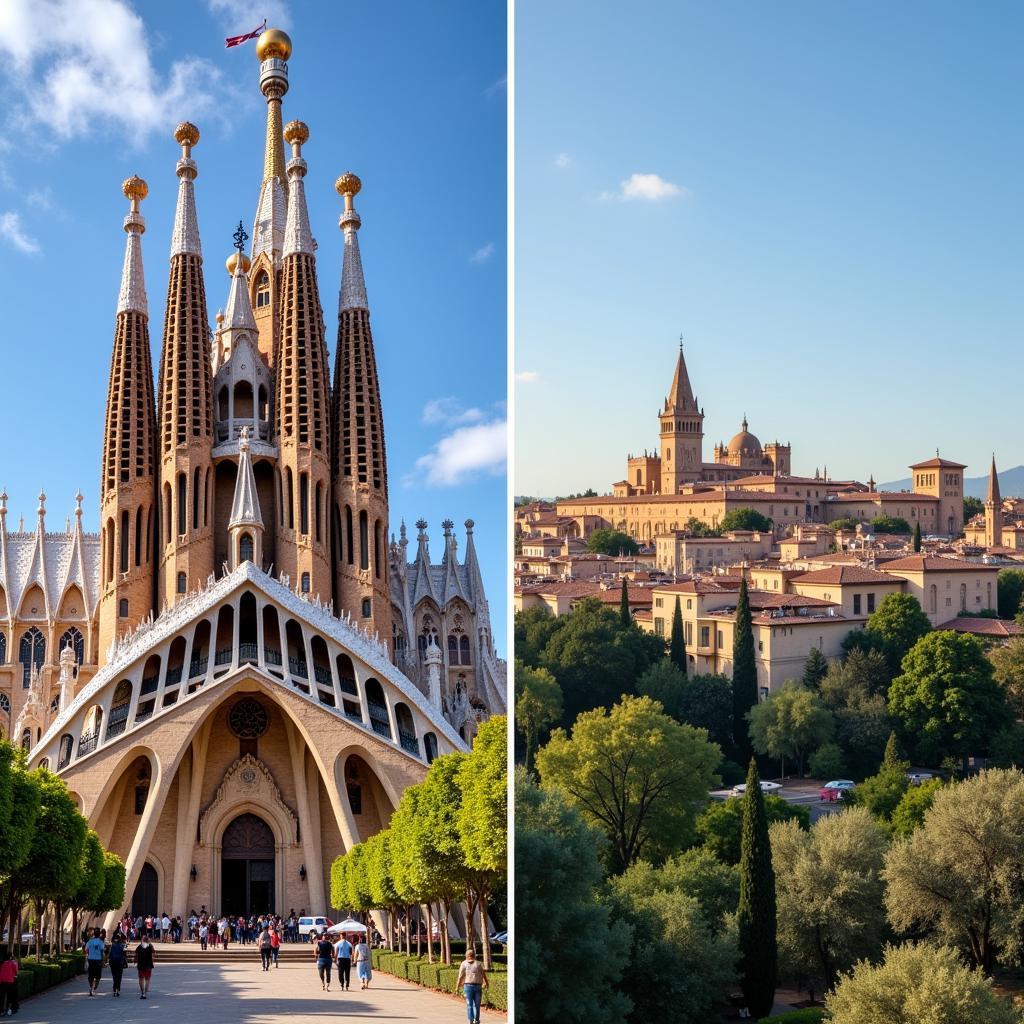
[
  {"xmin": 732, "ymin": 576, "xmax": 758, "ymax": 763},
  {"xmin": 913, "ymin": 521, "xmax": 922, "ymax": 552},
  {"xmin": 619, "ymin": 576, "xmax": 631, "ymax": 627},
  {"xmin": 669, "ymin": 596, "xmax": 686, "ymax": 673},
  {"xmin": 738, "ymin": 758, "xmax": 777, "ymax": 1018},
  {"xmin": 802, "ymin": 647, "xmax": 828, "ymax": 691}
]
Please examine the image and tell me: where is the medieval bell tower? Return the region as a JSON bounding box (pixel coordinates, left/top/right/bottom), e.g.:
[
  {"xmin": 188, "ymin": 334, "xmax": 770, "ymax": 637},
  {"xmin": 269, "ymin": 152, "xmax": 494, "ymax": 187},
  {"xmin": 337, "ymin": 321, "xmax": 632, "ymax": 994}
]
[{"xmin": 659, "ymin": 344, "xmax": 704, "ymax": 494}]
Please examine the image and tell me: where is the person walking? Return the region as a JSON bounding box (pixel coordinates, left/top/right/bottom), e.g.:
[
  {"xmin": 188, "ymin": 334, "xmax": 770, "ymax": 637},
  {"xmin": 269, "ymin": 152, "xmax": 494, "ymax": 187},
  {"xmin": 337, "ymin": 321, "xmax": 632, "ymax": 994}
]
[
  {"xmin": 84, "ymin": 927, "xmax": 106, "ymax": 996},
  {"xmin": 313, "ymin": 932, "xmax": 334, "ymax": 991},
  {"xmin": 270, "ymin": 925, "xmax": 281, "ymax": 968},
  {"xmin": 135, "ymin": 935, "xmax": 155, "ymax": 999},
  {"xmin": 108, "ymin": 932, "xmax": 127, "ymax": 997},
  {"xmin": 0, "ymin": 951, "xmax": 18, "ymax": 1016},
  {"xmin": 198, "ymin": 920, "xmax": 208, "ymax": 951},
  {"xmin": 258, "ymin": 926, "xmax": 273, "ymax": 972},
  {"xmin": 457, "ymin": 947, "xmax": 489, "ymax": 1024},
  {"xmin": 333, "ymin": 934, "xmax": 353, "ymax": 991},
  {"xmin": 354, "ymin": 935, "xmax": 372, "ymax": 990}
]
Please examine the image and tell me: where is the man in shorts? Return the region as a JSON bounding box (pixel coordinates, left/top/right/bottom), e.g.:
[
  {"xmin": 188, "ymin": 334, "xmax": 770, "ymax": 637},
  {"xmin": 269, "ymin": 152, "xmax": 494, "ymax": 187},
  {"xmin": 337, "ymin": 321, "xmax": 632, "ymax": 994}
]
[{"xmin": 84, "ymin": 928, "xmax": 106, "ymax": 996}]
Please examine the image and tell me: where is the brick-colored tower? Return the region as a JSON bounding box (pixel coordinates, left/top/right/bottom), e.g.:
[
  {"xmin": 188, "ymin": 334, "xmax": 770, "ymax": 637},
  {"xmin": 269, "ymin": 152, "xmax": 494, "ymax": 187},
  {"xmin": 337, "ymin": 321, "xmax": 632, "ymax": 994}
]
[
  {"xmin": 98, "ymin": 176, "xmax": 158, "ymax": 663},
  {"xmin": 157, "ymin": 122, "xmax": 215, "ymax": 606},
  {"xmin": 331, "ymin": 173, "xmax": 393, "ymax": 651},
  {"xmin": 986, "ymin": 454, "xmax": 1003, "ymax": 548},
  {"xmin": 273, "ymin": 121, "xmax": 332, "ymax": 599},
  {"xmin": 248, "ymin": 29, "xmax": 291, "ymax": 367},
  {"xmin": 660, "ymin": 344, "xmax": 704, "ymax": 495}
]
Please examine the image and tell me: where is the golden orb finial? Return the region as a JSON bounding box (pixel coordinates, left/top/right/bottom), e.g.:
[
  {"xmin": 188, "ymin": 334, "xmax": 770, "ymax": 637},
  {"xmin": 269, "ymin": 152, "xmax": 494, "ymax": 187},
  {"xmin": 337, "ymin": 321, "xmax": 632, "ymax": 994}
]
[
  {"xmin": 283, "ymin": 120, "xmax": 309, "ymax": 145},
  {"xmin": 215, "ymin": 310, "xmax": 225, "ymax": 324},
  {"xmin": 256, "ymin": 28, "xmax": 292, "ymax": 62},
  {"xmin": 335, "ymin": 172, "xmax": 362, "ymax": 198},
  {"xmin": 226, "ymin": 252, "xmax": 251, "ymax": 275},
  {"xmin": 122, "ymin": 175, "xmax": 148, "ymax": 201},
  {"xmin": 174, "ymin": 121, "xmax": 200, "ymax": 147}
]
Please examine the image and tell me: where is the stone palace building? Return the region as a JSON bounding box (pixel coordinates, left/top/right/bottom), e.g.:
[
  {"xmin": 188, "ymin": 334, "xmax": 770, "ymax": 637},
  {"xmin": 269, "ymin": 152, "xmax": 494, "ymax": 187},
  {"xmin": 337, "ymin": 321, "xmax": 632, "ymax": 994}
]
[{"xmin": 0, "ymin": 29, "xmax": 504, "ymax": 929}]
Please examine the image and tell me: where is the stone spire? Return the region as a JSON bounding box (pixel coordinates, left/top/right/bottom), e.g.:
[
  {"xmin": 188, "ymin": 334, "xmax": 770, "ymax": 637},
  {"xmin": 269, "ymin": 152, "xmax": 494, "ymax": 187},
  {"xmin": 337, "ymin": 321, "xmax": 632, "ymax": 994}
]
[
  {"xmin": 157, "ymin": 122, "xmax": 215, "ymax": 606},
  {"xmin": 331, "ymin": 172, "xmax": 392, "ymax": 651},
  {"xmin": 224, "ymin": 249, "xmax": 258, "ymax": 332},
  {"xmin": 986, "ymin": 454, "xmax": 1003, "ymax": 548},
  {"xmin": 99, "ymin": 175, "xmax": 158, "ymax": 663},
  {"xmin": 659, "ymin": 342, "xmax": 704, "ymax": 494},
  {"xmin": 274, "ymin": 120, "xmax": 332, "ymax": 599},
  {"xmin": 665, "ymin": 344, "xmax": 697, "ymax": 413},
  {"xmin": 251, "ymin": 28, "xmax": 291, "ymax": 263},
  {"xmin": 229, "ymin": 427, "xmax": 264, "ymax": 568}
]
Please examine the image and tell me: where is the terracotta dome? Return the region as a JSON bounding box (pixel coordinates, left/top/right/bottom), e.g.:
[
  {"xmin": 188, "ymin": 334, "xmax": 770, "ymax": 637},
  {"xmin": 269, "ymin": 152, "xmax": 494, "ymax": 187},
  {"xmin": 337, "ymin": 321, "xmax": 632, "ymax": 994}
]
[{"xmin": 728, "ymin": 417, "xmax": 761, "ymax": 454}]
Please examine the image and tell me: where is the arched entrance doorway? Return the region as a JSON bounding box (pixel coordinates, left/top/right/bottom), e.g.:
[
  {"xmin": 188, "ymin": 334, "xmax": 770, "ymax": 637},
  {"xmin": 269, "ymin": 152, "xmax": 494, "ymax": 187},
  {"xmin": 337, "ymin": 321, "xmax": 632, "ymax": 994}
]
[
  {"xmin": 222, "ymin": 813, "xmax": 275, "ymax": 916},
  {"xmin": 131, "ymin": 863, "xmax": 158, "ymax": 919}
]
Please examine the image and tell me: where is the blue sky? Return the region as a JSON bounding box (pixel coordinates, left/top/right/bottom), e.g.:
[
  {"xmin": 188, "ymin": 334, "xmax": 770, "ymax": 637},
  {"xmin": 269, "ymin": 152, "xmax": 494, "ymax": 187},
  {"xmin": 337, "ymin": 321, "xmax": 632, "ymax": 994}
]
[
  {"xmin": 515, "ymin": 1, "xmax": 1023, "ymax": 498},
  {"xmin": 0, "ymin": 0, "xmax": 507, "ymax": 653}
]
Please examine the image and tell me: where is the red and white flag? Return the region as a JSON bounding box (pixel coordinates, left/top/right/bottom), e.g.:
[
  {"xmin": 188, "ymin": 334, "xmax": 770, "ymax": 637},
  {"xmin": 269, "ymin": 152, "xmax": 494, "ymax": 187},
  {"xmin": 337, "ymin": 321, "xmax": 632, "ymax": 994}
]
[{"xmin": 225, "ymin": 19, "xmax": 266, "ymax": 48}]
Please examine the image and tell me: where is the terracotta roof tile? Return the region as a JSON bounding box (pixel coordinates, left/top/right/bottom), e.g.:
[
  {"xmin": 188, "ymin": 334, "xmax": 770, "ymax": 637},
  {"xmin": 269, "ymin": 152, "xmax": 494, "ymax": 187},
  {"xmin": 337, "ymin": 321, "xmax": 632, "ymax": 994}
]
[
  {"xmin": 791, "ymin": 566, "xmax": 906, "ymax": 585},
  {"xmin": 882, "ymin": 555, "xmax": 999, "ymax": 573},
  {"xmin": 937, "ymin": 616, "xmax": 1023, "ymax": 638}
]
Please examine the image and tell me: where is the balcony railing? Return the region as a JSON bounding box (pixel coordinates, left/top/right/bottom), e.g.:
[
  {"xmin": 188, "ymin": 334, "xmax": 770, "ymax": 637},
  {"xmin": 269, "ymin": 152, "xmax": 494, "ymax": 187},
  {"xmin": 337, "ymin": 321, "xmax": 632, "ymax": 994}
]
[
  {"xmin": 165, "ymin": 667, "xmax": 183, "ymax": 687},
  {"xmin": 399, "ymin": 730, "xmax": 420, "ymax": 756},
  {"xmin": 264, "ymin": 647, "xmax": 283, "ymax": 666},
  {"xmin": 57, "ymin": 748, "xmax": 72, "ymax": 770},
  {"xmin": 339, "ymin": 676, "xmax": 358, "ymax": 696},
  {"xmin": 313, "ymin": 665, "xmax": 332, "ymax": 686},
  {"xmin": 370, "ymin": 719, "xmax": 391, "ymax": 738},
  {"xmin": 78, "ymin": 732, "xmax": 98, "ymax": 757},
  {"xmin": 134, "ymin": 702, "xmax": 154, "ymax": 724},
  {"xmin": 239, "ymin": 643, "xmax": 259, "ymax": 665},
  {"xmin": 214, "ymin": 419, "xmax": 271, "ymax": 443},
  {"xmin": 215, "ymin": 647, "xmax": 233, "ymax": 666},
  {"xmin": 367, "ymin": 702, "xmax": 391, "ymax": 738},
  {"xmin": 289, "ymin": 657, "xmax": 309, "ymax": 679},
  {"xmin": 140, "ymin": 674, "xmax": 160, "ymax": 695},
  {"xmin": 188, "ymin": 657, "xmax": 208, "ymax": 678},
  {"xmin": 106, "ymin": 704, "xmax": 130, "ymax": 740}
]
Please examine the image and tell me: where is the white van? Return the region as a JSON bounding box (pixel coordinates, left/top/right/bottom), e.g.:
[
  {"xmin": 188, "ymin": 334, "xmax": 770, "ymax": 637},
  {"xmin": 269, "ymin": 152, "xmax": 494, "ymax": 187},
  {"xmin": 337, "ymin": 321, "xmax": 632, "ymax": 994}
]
[{"xmin": 298, "ymin": 915, "xmax": 333, "ymax": 939}]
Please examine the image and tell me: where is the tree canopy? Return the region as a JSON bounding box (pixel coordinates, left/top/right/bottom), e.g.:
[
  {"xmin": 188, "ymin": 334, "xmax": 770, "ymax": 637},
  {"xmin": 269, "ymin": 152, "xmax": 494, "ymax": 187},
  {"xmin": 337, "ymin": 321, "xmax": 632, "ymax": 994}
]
[
  {"xmin": 515, "ymin": 769, "xmax": 629, "ymax": 1024},
  {"xmin": 827, "ymin": 943, "xmax": 1018, "ymax": 1024},
  {"xmin": 866, "ymin": 593, "xmax": 932, "ymax": 675},
  {"xmin": 888, "ymin": 630, "xmax": 1013, "ymax": 765},
  {"xmin": 719, "ymin": 508, "xmax": 773, "ymax": 534},
  {"xmin": 537, "ymin": 695, "xmax": 721, "ymax": 872},
  {"xmin": 869, "ymin": 515, "xmax": 911, "ymax": 535},
  {"xmin": 696, "ymin": 792, "xmax": 808, "ymax": 866},
  {"xmin": 514, "ymin": 661, "xmax": 562, "ymax": 772},
  {"xmin": 587, "ymin": 528, "xmax": 640, "ymax": 556},
  {"xmin": 963, "ymin": 495, "xmax": 985, "ymax": 522},
  {"xmin": 997, "ymin": 568, "xmax": 1024, "ymax": 619},
  {"xmin": 748, "ymin": 683, "xmax": 835, "ymax": 777}
]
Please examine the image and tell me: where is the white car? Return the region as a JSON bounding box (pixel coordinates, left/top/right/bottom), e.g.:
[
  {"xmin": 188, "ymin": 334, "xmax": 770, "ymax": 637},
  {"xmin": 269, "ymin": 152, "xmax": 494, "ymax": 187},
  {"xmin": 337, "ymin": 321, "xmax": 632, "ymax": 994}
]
[
  {"xmin": 731, "ymin": 781, "xmax": 783, "ymax": 795},
  {"xmin": 298, "ymin": 916, "xmax": 334, "ymax": 939},
  {"xmin": 906, "ymin": 772, "xmax": 934, "ymax": 786}
]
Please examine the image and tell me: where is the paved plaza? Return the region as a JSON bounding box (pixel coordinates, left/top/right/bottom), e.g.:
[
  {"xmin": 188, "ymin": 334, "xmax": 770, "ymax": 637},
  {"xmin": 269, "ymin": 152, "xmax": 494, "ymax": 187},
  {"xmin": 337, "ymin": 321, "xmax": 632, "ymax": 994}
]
[{"xmin": 18, "ymin": 956, "xmax": 503, "ymax": 1023}]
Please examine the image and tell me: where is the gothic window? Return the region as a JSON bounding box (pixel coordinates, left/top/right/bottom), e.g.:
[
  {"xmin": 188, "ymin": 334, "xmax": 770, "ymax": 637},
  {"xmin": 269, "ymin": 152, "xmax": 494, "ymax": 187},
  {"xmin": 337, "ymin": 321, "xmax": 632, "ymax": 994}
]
[
  {"xmin": 240, "ymin": 533, "xmax": 254, "ymax": 563},
  {"xmin": 57, "ymin": 734, "xmax": 73, "ymax": 769},
  {"xmin": 120, "ymin": 509, "xmax": 129, "ymax": 574},
  {"xmin": 460, "ymin": 634, "xmax": 472, "ymax": 666},
  {"xmin": 302, "ymin": 573, "xmax": 311, "ymax": 594},
  {"xmin": 346, "ymin": 506, "xmax": 354, "ymax": 565},
  {"xmin": 228, "ymin": 698, "xmax": 269, "ymax": 739},
  {"xmin": 21, "ymin": 729, "xmax": 31, "ymax": 752},
  {"xmin": 359, "ymin": 511, "xmax": 369, "ymax": 570},
  {"xmin": 361, "ymin": 598, "xmax": 371, "ymax": 617},
  {"xmin": 0, "ymin": 693, "xmax": 8, "ymax": 715},
  {"xmin": 0, "ymin": 631, "xmax": 6, "ymax": 664},
  {"xmin": 423, "ymin": 732, "xmax": 438, "ymax": 764},
  {"xmin": 255, "ymin": 271, "xmax": 271, "ymax": 308},
  {"xmin": 177, "ymin": 573, "xmax": 187, "ymax": 594},
  {"xmin": 119, "ymin": 598, "xmax": 129, "ymax": 618},
  {"xmin": 135, "ymin": 506, "xmax": 143, "ymax": 567},
  {"xmin": 177, "ymin": 472, "xmax": 187, "ymax": 537},
  {"xmin": 49, "ymin": 696, "xmax": 59, "ymax": 715},
  {"xmin": 19, "ymin": 627, "xmax": 44, "ymax": 687},
  {"xmin": 300, "ymin": 473, "xmax": 309, "ymax": 535},
  {"xmin": 60, "ymin": 627, "xmax": 85, "ymax": 666},
  {"xmin": 448, "ymin": 635, "xmax": 458, "ymax": 662},
  {"xmin": 315, "ymin": 482, "xmax": 323, "ymax": 543}
]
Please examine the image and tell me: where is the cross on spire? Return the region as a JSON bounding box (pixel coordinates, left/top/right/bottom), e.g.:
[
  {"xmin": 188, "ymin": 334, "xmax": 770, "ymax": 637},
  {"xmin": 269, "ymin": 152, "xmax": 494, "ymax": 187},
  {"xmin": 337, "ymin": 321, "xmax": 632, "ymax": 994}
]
[{"xmin": 233, "ymin": 220, "xmax": 248, "ymax": 252}]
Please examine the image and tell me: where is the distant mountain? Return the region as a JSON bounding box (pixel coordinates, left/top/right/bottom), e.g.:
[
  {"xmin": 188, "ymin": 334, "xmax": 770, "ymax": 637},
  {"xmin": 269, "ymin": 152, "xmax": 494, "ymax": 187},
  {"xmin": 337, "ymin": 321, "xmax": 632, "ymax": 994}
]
[{"xmin": 880, "ymin": 465, "xmax": 1024, "ymax": 500}]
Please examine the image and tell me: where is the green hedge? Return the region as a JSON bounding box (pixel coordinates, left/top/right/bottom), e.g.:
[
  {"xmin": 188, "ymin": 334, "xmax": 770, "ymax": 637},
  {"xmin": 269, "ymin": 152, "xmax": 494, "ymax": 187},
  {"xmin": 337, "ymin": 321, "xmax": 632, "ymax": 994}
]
[
  {"xmin": 15, "ymin": 954, "xmax": 84, "ymax": 998},
  {"xmin": 760, "ymin": 1010, "xmax": 827, "ymax": 1023},
  {"xmin": 371, "ymin": 949, "xmax": 507, "ymax": 1008}
]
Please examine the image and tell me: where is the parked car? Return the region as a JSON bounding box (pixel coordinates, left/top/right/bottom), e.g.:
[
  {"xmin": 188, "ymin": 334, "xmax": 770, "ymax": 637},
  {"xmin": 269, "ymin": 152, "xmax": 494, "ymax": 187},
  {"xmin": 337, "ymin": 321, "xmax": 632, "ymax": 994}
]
[
  {"xmin": 490, "ymin": 930, "xmax": 508, "ymax": 945},
  {"xmin": 297, "ymin": 916, "xmax": 334, "ymax": 939},
  {"xmin": 819, "ymin": 779, "xmax": 856, "ymax": 802},
  {"xmin": 906, "ymin": 772, "xmax": 934, "ymax": 786},
  {"xmin": 732, "ymin": 781, "xmax": 783, "ymax": 795}
]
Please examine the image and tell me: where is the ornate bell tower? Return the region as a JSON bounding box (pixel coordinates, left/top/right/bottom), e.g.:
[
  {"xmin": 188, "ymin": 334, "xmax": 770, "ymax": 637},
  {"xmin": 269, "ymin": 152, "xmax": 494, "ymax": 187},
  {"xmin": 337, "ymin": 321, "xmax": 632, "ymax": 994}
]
[{"xmin": 660, "ymin": 343, "xmax": 704, "ymax": 494}]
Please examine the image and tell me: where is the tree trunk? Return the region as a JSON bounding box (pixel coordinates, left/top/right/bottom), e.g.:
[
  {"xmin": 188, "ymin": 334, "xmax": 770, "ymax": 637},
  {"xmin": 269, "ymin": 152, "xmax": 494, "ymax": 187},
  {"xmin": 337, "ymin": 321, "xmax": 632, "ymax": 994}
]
[
  {"xmin": 441, "ymin": 900, "xmax": 452, "ymax": 965},
  {"xmin": 478, "ymin": 889, "xmax": 491, "ymax": 970},
  {"xmin": 425, "ymin": 904, "xmax": 433, "ymax": 963}
]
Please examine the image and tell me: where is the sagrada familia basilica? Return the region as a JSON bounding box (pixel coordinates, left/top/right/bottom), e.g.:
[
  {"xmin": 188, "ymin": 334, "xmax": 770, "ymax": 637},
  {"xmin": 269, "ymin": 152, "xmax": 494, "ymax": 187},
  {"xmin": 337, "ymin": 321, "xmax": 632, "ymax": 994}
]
[{"xmin": 0, "ymin": 29, "xmax": 504, "ymax": 925}]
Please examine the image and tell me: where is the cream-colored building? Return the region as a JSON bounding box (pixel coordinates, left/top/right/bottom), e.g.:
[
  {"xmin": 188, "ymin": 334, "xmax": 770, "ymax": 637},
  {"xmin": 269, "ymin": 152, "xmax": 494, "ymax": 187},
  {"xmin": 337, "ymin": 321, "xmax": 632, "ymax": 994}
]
[
  {"xmin": 514, "ymin": 580, "xmax": 654, "ymax": 619},
  {"xmin": 654, "ymin": 530, "xmax": 773, "ymax": 575},
  {"xmin": 880, "ymin": 554, "xmax": 999, "ymax": 625},
  {"xmin": 9, "ymin": 31, "xmax": 504, "ymax": 930}
]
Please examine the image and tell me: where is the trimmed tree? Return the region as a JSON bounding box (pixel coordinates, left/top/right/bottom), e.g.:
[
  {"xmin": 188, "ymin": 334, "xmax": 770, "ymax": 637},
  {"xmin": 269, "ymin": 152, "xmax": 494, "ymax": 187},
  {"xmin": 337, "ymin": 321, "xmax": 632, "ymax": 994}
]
[
  {"xmin": 670, "ymin": 597, "xmax": 687, "ymax": 674},
  {"xmin": 912, "ymin": 521, "xmax": 922, "ymax": 552},
  {"xmin": 737, "ymin": 759, "xmax": 777, "ymax": 1018},
  {"xmin": 732, "ymin": 578, "xmax": 758, "ymax": 765},
  {"xmin": 619, "ymin": 577, "xmax": 631, "ymax": 626},
  {"xmin": 802, "ymin": 648, "xmax": 828, "ymax": 691}
]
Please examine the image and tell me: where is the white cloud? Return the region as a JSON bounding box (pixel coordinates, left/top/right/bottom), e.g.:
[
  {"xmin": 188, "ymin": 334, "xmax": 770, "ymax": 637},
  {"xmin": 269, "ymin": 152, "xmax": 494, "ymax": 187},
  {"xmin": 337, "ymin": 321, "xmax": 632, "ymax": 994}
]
[
  {"xmin": 414, "ymin": 419, "xmax": 507, "ymax": 487},
  {"xmin": 207, "ymin": 0, "xmax": 291, "ymax": 29},
  {"xmin": 422, "ymin": 397, "xmax": 485, "ymax": 426},
  {"xmin": 603, "ymin": 173, "xmax": 688, "ymax": 202},
  {"xmin": 485, "ymin": 74, "xmax": 506, "ymax": 98},
  {"xmin": 0, "ymin": 0, "xmax": 241, "ymax": 141},
  {"xmin": 0, "ymin": 211, "xmax": 39, "ymax": 253},
  {"xmin": 515, "ymin": 370, "xmax": 540, "ymax": 383},
  {"xmin": 554, "ymin": 152, "xmax": 571, "ymax": 169},
  {"xmin": 470, "ymin": 242, "xmax": 495, "ymax": 264}
]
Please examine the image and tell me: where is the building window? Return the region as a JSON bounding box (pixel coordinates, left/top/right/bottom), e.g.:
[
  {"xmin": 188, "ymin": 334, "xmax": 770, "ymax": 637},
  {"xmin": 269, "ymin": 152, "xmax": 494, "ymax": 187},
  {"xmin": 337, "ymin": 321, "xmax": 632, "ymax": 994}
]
[
  {"xmin": 867, "ymin": 593, "xmax": 876, "ymax": 614},
  {"xmin": 460, "ymin": 634, "xmax": 471, "ymax": 665},
  {"xmin": 240, "ymin": 533, "xmax": 254, "ymax": 563},
  {"xmin": 700, "ymin": 626, "xmax": 710, "ymax": 647},
  {"xmin": 255, "ymin": 271, "xmax": 271, "ymax": 308},
  {"xmin": 119, "ymin": 598, "xmax": 129, "ymax": 618},
  {"xmin": 853, "ymin": 594, "xmax": 862, "ymax": 616},
  {"xmin": 362, "ymin": 598, "xmax": 371, "ymax": 618},
  {"xmin": 177, "ymin": 572, "xmax": 186, "ymax": 594},
  {"xmin": 347, "ymin": 783, "xmax": 362, "ymax": 815},
  {"xmin": 717, "ymin": 630, "xmax": 723, "ymax": 648},
  {"xmin": 301, "ymin": 572, "xmax": 311, "ymax": 594},
  {"xmin": 19, "ymin": 627, "xmax": 45, "ymax": 687},
  {"xmin": 685, "ymin": 622, "xmax": 692, "ymax": 645},
  {"xmin": 758, "ymin": 640, "xmax": 764, "ymax": 652},
  {"xmin": 686, "ymin": 599, "xmax": 692, "ymax": 610},
  {"xmin": 134, "ymin": 785, "xmax": 148, "ymax": 815},
  {"xmin": 654, "ymin": 617, "xmax": 665, "ymax": 636},
  {"xmin": 0, "ymin": 631, "xmax": 7, "ymax": 665},
  {"xmin": 655, "ymin": 597, "xmax": 663, "ymax": 608},
  {"xmin": 60, "ymin": 627, "xmax": 85, "ymax": 666}
]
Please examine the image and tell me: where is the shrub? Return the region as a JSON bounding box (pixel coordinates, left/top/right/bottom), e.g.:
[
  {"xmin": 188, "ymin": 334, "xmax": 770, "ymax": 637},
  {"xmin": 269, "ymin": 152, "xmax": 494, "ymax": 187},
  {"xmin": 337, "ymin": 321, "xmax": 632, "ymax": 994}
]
[
  {"xmin": 486, "ymin": 973, "xmax": 508, "ymax": 1010},
  {"xmin": 808, "ymin": 742, "xmax": 847, "ymax": 780}
]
